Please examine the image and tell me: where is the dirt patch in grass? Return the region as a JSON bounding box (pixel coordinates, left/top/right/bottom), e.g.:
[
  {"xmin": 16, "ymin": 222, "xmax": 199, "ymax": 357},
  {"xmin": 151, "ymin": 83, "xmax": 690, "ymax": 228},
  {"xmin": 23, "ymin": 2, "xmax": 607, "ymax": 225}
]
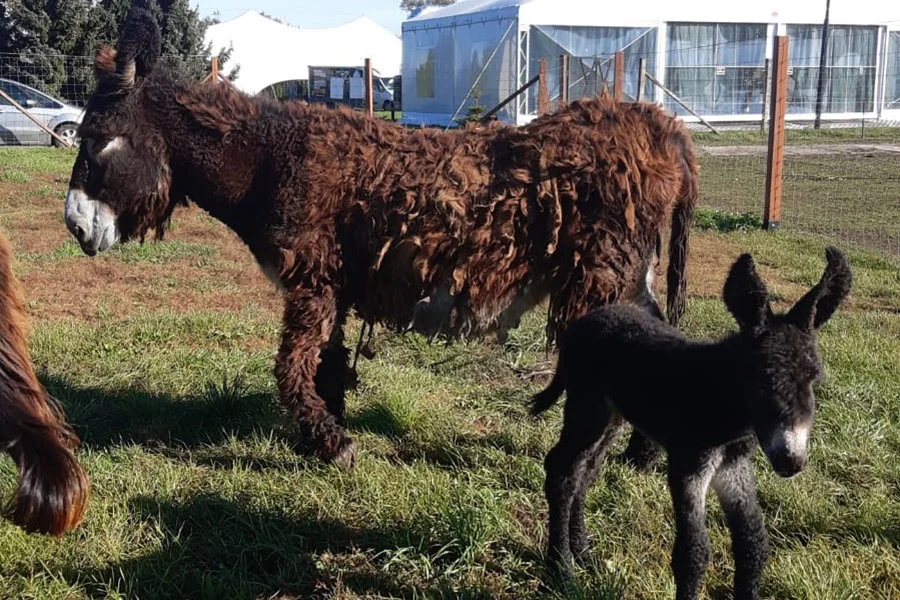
[
  {"xmin": 13, "ymin": 205, "xmax": 283, "ymax": 322},
  {"xmin": 20, "ymin": 256, "xmax": 280, "ymax": 322}
]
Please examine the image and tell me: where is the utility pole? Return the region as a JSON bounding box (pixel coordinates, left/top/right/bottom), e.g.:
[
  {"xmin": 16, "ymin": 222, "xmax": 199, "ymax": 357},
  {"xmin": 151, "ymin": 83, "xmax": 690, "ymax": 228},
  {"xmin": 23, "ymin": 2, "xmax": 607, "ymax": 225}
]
[{"xmin": 814, "ymin": 0, "xmax": 831, "ymax": 129}]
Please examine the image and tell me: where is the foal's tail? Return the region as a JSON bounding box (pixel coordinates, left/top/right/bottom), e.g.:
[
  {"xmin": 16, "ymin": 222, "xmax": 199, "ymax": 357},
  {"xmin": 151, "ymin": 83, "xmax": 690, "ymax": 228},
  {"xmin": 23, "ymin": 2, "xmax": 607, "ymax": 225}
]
[
  {"xmin": 0, "ymin": 233, "xmax": 90, "ymax": 536},
  {"xmin": 665, "ymin": 130, "xmax": 699, "ymax": 328},
  {"xmin": 529, "ymin": 351, "xmax": 567, "ymax": 416}
]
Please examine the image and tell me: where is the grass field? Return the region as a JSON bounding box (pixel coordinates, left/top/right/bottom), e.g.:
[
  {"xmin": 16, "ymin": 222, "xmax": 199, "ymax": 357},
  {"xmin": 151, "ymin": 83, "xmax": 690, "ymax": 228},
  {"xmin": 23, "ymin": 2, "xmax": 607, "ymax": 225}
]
[{"xmin": 0, "ymin": 147, "xmax": 897, "ymax": 600}]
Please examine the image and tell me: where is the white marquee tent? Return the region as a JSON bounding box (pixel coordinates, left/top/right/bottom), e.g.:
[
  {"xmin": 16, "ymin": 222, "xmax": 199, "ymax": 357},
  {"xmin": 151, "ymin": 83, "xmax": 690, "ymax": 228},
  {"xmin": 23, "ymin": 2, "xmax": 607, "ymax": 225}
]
[
  {"xmin": 401, "ymin": 0, "xmax": 900, "ymax": 127},
  {"xmin": 205, "ymin": 11, "xmax": 402, "ymax": 96}
]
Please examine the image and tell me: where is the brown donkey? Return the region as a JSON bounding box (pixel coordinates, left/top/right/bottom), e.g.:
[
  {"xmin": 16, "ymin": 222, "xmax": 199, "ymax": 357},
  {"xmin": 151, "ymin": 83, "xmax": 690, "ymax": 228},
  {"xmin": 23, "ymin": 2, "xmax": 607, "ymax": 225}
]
[
  {"xmin": 63, "ymin": 10, "xmax": 698, "ymax": 468},
  {"xmin": 0, "ymin": 233, "xmax": 89, "ymax": 536}
]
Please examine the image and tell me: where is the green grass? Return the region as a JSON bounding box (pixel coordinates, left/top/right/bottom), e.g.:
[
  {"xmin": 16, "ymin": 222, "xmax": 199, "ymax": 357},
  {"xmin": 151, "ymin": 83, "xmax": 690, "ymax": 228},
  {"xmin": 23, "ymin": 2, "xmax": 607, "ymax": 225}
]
[
  {"xmin": 693, "ymin": 126, "xmax": 900, "ymax": 147},
  {"xmin": 0, "ymin": 146, "xmax": 898, "ymax": 599},
  {"xmin": 0, "ymin": 147, "xmax": 77, "ymax": 178},
  {"xmin": 697, "ymin": 152, "xmax": 900, "ymax": 254},
  {"xmin": 694, "ymin": 208, "xmax": 763, "ymax": 232}
]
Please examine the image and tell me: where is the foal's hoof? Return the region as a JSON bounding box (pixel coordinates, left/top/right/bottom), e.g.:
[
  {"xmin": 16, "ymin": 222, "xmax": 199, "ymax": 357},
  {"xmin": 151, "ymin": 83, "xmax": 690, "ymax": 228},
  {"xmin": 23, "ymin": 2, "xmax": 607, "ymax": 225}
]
[{"xmin": 328, "ymin": 439, "xmax": 358, "ymax": 470}]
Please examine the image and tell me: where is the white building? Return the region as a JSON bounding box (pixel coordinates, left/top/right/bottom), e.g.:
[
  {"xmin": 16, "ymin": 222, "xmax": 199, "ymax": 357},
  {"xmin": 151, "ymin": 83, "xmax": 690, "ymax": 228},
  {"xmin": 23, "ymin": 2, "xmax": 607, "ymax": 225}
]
[
  {"xmin": 205, "ymin": 10, "xmax": 402, "ymax": 96},
  {"xmin": 400, "ymin": 0, "xmax": 900, "ymax": 127}
]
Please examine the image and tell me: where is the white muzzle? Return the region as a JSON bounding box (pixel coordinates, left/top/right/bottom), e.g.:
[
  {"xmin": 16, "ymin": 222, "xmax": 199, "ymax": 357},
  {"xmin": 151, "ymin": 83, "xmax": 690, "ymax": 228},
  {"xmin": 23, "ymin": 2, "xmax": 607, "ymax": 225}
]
[{"xmin": 64, "ymin": 189, "xmax": 120, "ymax": 256}]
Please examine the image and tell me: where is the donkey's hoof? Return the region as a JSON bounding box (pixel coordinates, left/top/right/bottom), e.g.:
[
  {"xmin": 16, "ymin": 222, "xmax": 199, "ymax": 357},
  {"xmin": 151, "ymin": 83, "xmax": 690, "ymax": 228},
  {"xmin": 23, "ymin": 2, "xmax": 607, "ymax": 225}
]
[{"xmin": 329, "ymin": 439, "xmax": 357, "ymax": 470}]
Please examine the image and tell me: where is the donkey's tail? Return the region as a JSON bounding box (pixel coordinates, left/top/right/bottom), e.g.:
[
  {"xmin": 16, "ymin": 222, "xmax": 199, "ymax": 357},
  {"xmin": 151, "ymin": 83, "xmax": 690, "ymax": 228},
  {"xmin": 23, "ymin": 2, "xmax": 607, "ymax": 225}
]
[
  {"xmin": 529, "ymin": 352, "xmax": 568, "ymax": 416},
  {"xmin": 0, "ymin": 232, "xmax": 90, "ymax": 536},
  {"xmin": 666, "ymin": 132, "xmax": 699, "ymax": 328}
]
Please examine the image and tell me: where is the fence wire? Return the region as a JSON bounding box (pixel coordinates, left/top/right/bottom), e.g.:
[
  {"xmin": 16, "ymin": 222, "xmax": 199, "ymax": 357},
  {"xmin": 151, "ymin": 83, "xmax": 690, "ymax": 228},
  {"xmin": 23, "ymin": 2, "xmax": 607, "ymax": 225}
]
[
  {"xmin": 1, "ymin": 42, "xmax": 899, "ymax": 258},
  {"xmin": 0, "ymin": 52, "xmax": 210, "ymax": 147}
]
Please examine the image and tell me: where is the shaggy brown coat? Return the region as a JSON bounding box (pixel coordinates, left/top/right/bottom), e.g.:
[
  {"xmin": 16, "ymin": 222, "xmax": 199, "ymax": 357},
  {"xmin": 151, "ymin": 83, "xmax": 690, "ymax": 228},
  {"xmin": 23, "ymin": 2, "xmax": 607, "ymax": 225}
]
[
  {"xmin": 65, "ymin": 11, "xmax": 698, "ymax": 466},
  {"xmin": 0, "ymin": 233, "xmax": 90, "ymax": 536}
]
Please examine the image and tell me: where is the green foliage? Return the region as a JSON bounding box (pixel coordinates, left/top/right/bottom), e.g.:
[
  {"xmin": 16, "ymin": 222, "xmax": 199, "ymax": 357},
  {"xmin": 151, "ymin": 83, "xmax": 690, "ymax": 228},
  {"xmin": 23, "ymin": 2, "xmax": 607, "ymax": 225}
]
[
  {"xmin": 455, "ymin": 87, "xmax": 486, "ymax": 127},
  {"xmin": 693, "ymin": 208, "xmax": 763, "ymax": 232},
  {"xmin": 401, "ymin": 0, "xmax": 456, "ymax": 14},
  {"xmin": 0, "ymin": 0, "xmax": 239, "ymax": 105}
]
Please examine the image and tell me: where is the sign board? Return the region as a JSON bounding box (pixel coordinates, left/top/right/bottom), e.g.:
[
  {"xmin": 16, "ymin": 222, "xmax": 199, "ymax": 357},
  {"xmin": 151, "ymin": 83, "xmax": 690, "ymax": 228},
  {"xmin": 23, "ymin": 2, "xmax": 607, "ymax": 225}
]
[{"xmin": 308, "ymin": 66, "xmax": 367, "ymax": 108}]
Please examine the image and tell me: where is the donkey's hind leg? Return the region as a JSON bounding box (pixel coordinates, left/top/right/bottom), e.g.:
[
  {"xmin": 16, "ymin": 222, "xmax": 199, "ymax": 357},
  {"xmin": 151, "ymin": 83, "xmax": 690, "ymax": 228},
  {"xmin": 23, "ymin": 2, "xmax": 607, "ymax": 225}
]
[
  {"xmin": 711, "ymin": 446, "xmax": 768, "ymax": 600},
  {"xmin": 544, "ymin": 389, "xmax": 614, "ymax": 572},
  {"xmin": 569, "ymin": 410, "xmax": 624, "ymax": 563},
  {"xmin": 277, "ymin": 285, "xmax": 355, "ymax": 469}
]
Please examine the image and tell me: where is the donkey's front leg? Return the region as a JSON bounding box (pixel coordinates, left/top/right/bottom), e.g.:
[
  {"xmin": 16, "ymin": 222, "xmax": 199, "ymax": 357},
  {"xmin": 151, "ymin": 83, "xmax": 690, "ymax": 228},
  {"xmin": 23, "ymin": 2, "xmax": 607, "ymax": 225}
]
[
  {"xmin": 668, "ymin": 451, "xmax": 721, "ymax": 600},
  {"xmin": 313, "ymin": 302, "xmax": 350, "ymax": 424},
  {"xmin": 277, "ymin": 285, "xmax": 355, "ymax": 468},
  {"xmin": 712, "ymin": 451, "xmax": 768, "ymax": 600}
]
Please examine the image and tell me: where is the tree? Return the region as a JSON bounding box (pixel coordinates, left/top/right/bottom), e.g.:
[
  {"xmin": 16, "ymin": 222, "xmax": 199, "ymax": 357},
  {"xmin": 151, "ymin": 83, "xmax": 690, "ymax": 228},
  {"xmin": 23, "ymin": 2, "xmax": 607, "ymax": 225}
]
[
  {"xmin": 399, "ymin": 0, "xmax": 455, "ymax": 15},
  {"xmin": 455, "ymin": 86, "xmax": 485, "ymax": 127},
  {"xmin": 0, "ymin": 0, "xmax": 238, "ymax": 106}
]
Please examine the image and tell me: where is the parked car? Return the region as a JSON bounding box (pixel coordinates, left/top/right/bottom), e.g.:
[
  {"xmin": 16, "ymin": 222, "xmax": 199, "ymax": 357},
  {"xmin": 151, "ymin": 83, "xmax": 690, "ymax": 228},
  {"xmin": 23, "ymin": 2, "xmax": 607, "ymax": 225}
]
[
  {"xmin": 391, "ymin": 75, "xmax": 402, "ymax": 111},
  {"xmin": 373, "ymin": 75, "xmax": 395, "ymax": 111},
  {"xmin": 0, "ymin": 78, "xmax": 83, "ymax": 147}
]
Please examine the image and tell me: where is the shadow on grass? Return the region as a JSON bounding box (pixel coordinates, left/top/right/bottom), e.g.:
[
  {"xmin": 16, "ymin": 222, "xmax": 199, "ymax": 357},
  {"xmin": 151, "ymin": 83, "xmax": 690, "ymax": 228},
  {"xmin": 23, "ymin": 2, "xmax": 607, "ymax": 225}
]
[
  {"xmin": 39, "ymin": 373, "xmax": 285, "ymax": 451},
  {"xmin": 65, "ymin": 493, "xmax": 513, "ymax": 600}
]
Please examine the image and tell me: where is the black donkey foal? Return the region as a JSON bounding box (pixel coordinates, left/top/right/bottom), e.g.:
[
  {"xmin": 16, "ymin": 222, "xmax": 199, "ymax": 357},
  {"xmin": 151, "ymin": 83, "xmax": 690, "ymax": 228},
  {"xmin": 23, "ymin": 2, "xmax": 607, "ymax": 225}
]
[{"xmin": 531, "ymin": 247, "xmax": 852, "ymax": 600}]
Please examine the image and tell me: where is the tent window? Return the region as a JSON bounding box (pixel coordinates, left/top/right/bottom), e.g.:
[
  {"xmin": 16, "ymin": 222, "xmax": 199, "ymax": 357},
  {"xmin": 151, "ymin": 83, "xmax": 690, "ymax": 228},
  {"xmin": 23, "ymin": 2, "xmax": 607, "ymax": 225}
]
[
  {"xmin": 416, "ymin": 48, "xmax": 435, "ymax": 98},
  {"xmin": 887, "ymin": 32, "xmax": 900, "ymax": 110},
  {"xmin": 665, "ymin": 23, "xmax": 767, "ymax": 116},
  {"xmin": 529, "ymin": 25, "xmax": 657, "ymax": 113},
  {"xmin": 787, "ymin": 25, "xmax": 878, "ymax": 114}
]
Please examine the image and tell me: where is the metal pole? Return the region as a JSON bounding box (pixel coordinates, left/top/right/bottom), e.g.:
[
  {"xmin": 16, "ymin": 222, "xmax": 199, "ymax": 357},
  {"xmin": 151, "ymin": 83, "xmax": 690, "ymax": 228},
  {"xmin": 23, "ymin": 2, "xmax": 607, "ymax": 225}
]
[
  {"xmin": 559, "ymin": 54, "xmax": 569, "ymax": 109},
  {"xmin": 814, "ymin": 0, "xmax": 831, "ymax": 129},
  {"xmin": 761, "ymin": 58, "xmax": 771, "ymax": 132},
  {"xmin": 645, "ymin": 72, "xmax": 720, "ymax": 134},
  {"xmin": 445, "ymin": 19, "xmax": 516, "ymax": 129},
  {"xmin": 638, "ymin": 57, "xmax": 646, "ymax": 102}
]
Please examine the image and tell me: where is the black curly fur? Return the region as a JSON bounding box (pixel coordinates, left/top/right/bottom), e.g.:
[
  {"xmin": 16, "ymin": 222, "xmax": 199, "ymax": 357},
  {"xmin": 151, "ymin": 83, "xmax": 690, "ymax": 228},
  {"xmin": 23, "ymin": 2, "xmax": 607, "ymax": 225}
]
[
  {"xmin": 533, "ymin": 247, "xmax": 852, "ymax": 600},
  {"xmin": 116, "ymin": 8, "xmax": 161, "ymax": 78}
]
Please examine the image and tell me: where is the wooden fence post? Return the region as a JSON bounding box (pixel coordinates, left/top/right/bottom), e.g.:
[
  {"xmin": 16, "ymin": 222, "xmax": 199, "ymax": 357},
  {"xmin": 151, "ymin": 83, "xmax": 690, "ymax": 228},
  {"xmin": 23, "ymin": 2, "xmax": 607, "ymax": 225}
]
[
  {"xmin": 613, "ymin": 51, "xmax": 624, "ymax": 101},
  {"xmin": 559, "ymin": 55, "xmax": 569, "ymax": 109},
  {"xmin": 637, "ymin": 57, "xmax": 646, "ymax": 102},
  {"xmin": 537, "ymin": 58, "xmax": 550, "ymax": 115},
  {"xmin": 364, "ymin": 58, "xmax": 374, "ymax": 117},
  {"xmin": 764, "ymin": 36, "xmax": 788, "ymax": 230},
  {"xmin": 211, "ymin": 56, "xmax": 219, "ymax": 85}
]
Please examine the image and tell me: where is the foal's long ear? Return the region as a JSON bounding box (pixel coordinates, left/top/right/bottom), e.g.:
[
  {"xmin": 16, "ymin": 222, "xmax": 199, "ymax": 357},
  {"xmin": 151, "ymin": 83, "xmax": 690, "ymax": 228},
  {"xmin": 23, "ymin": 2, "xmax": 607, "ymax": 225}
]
[
  {"xmin": 723, "ymin": 253, "xmax": 771, "ymax": 334},
  {"xmin": 113, "ymin": 8, "xmax": 161, "ymax": 87},
  {"xmin": 787, "ymin": 246, "xmax": 852, "ymax": 331}
]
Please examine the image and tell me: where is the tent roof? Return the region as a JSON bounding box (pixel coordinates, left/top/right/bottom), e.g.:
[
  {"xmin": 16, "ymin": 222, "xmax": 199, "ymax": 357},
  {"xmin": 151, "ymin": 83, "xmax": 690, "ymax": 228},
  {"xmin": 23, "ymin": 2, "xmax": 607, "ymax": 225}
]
[
  {"xmin": 206, "ymin": 11, "xmax": 402, "ymax": 95},
  {"xmin": 404, "ymin": 0, "xmax": 900, "ymax": 30}
]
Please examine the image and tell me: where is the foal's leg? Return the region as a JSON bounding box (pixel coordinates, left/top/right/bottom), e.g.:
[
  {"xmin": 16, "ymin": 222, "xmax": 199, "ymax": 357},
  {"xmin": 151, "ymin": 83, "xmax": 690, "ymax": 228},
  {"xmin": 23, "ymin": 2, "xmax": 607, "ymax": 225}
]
[
  {"xmin": 277, "ymin": 285, "xmax": 355, "ymax": 468},
  {"xmin": 544, "ymin": 390, "xmax": 613, "ymax": 572},
  {"xmin": 711, "ymin": 450, "xmax": 768, "ymax": 600},
  {"xmin": 569, "ymin": 411, "xmax": 625, "ymax": 563},
  {"xmin": 313, "ymin": 301, "xmax": 350, "ymax": 424},
  {"xmin": 668, "ymin": 450, "xmax": 723, "ymax": 600}
]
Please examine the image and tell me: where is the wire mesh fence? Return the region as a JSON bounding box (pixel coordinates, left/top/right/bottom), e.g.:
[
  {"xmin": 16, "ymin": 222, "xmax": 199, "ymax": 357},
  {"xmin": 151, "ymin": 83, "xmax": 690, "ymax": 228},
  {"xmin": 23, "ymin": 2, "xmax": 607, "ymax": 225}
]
[
  {"xmin": 1, "ymin": 38, "xmax": 899, "ymax": 258},
  {"xmin": 780, "ymin": 133, "xmax": 900, "ymax": 256},
  {"xmin": 0, "ymin": 52, "xmax": 217, "ymax": 147}
]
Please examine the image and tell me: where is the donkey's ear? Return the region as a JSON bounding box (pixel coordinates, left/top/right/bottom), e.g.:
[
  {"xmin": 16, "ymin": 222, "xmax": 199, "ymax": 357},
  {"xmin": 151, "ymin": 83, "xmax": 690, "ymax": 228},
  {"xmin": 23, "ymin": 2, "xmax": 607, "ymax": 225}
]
[
  {"xmin": 114, "ymin": 8, "xmax": 161, "ymax": 87},
  {"xmin": 787, "ymin": 246, "xmax": 852, "ymax": 331},
  {"xmin": 723, "ymin": 253, "xmax": 771, "ymax": 334},
  {"xmin": 94, "ymin": 45, "xmax": 117, "ymax": 77}
]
